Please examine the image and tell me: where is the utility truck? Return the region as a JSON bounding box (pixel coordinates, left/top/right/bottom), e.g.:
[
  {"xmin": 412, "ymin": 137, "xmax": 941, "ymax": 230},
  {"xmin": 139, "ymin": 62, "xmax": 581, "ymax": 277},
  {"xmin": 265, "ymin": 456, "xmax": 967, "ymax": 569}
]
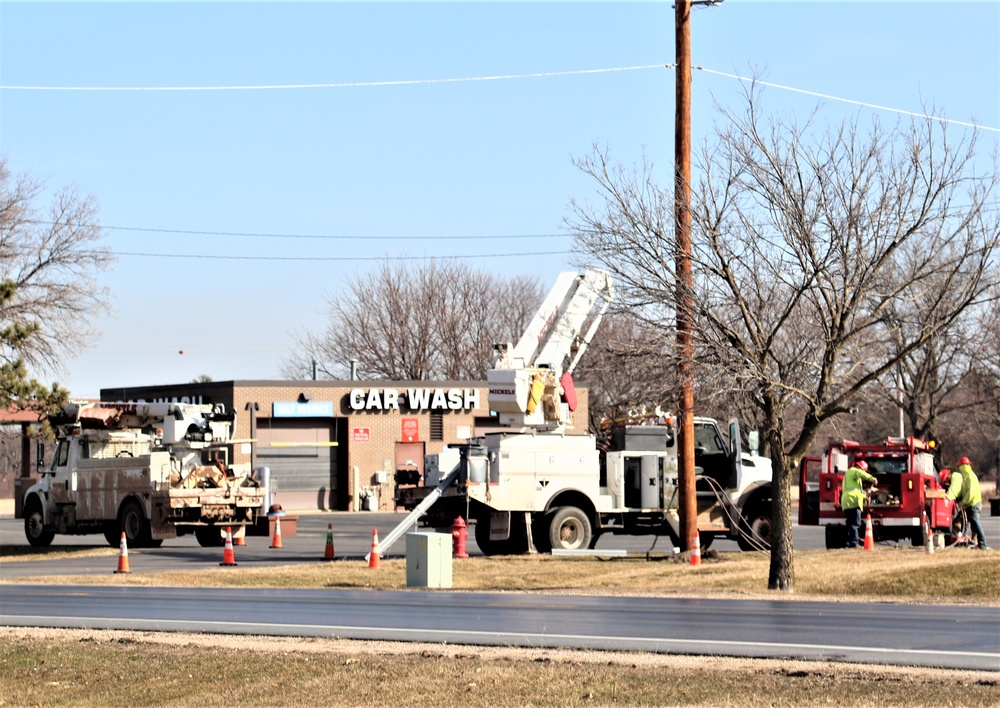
[
  {"xmin": 394, "ymin": 270, "xmax": 775, "ymax": 554},
  {"xmin": 20, "ymin": 402, "xmax": 265, "ymax": 548},
  {"xmin": 799, "ymin": 436, "xmax": 962, "ymax": 549}
]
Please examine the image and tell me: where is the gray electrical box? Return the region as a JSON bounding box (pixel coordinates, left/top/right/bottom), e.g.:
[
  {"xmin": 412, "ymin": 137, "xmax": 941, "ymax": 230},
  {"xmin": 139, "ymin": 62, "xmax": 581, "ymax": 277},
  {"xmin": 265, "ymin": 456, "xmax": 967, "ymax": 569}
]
[{"xmin": 406, "ymin": 532, "xmax": 452, "ymax": 589}]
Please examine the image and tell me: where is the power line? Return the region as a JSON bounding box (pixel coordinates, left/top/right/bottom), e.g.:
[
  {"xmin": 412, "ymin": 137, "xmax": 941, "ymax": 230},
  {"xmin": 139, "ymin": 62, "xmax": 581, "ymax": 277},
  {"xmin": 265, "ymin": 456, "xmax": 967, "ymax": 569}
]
[
  {"xmin": 108, "ymin": 250, "xmax": 573, "ymax": 261},
  {"xmin": 27, "ymin": 220, "xmax": 568, "ymax": 240},
  {"xmin": 0, "ymin": 65, "xmax": 668, "ymax": 91},
  {"xmin": 697, "ymin": 67, "xmax": 1000, "ymax": 133},
  {"xmin": 4, "ymin": 62, "xmax": 995, "ymax": 132}
]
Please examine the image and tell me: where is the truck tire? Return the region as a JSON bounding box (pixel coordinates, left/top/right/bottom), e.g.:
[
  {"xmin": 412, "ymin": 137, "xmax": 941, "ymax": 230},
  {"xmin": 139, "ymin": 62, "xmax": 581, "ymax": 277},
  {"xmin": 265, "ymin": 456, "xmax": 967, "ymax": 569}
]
[
  {"xmin": 531, "ymin": 513, "xmax": 554, "ymax": 554},
  {"xmin": 120, "ymin": 500, "xmax": 153, "ymax": 549},
  {"xmin": 195, "ymin": 526, "xmax": 225, "ymax": 548},
  {"xmin": 547, "ymin": 506, "xmax": 592, "ymax": 552},
  {"xmin": 23, "ymin": 498, "xmax": 55, "ymax": 548},
  {"xmin": 474, "ymin": 514, "xmax": 530, "ymax": 556},
  {"xmin": 737, "ymin": 504, "xmax": 772, "ymax": 551},
  {"xmin": 825, "ymin": 524, "xmax": 847, "ymax": 549}
]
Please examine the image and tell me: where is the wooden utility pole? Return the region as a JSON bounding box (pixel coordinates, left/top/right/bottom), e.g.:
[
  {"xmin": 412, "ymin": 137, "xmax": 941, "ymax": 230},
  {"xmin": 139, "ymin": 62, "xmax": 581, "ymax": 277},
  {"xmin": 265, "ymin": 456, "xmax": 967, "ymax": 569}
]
[{"xmin": 674, "ymin": 0, "xmax": 697, "ymax": 552}]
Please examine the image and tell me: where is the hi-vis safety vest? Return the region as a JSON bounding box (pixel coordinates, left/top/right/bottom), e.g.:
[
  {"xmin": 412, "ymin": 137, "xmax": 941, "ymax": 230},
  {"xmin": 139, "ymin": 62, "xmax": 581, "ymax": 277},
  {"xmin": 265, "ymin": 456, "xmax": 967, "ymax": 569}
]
[
  {"xmin": 841, "ymin": 465, "xmax": 876, "ymax": 511},
  {"xmin": 947, "ymin": 464, "xmax": 982, "ymax": 507}
]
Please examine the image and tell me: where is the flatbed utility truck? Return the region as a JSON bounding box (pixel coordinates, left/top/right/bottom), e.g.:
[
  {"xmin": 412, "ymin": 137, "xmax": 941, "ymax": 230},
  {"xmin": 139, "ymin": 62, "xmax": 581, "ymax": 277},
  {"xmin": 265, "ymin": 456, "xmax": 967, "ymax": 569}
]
[{"xmin": 20, "ymin": 402, "xmax": 264, "ymax": 548}]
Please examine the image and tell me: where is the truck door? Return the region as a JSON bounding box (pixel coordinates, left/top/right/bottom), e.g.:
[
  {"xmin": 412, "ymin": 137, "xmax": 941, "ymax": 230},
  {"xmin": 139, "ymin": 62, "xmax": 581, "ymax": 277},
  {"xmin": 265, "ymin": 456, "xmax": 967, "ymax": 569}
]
[
  {"xmin": 693, "ymin": 421, "xmax": 733, "ymax": 489},
  {"xmin": 798, "ymin": 457, "xmax": 821, "ymax": 526},
  {"xmin": 728, "ymin": 419, "xmax": 743, "ymax": 490},
  {"xmin": 48, "ymin": 438, "xmax": 80, "ymax": 505}
]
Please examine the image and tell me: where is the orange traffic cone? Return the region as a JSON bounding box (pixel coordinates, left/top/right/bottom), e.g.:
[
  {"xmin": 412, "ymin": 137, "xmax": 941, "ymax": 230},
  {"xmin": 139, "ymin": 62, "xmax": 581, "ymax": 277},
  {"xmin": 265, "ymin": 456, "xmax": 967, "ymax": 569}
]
[
  {"xmin": 270, "ymin": 515, "xmax": 284, "ymax": 549},
  {"xmin": 922, "ymin": 512, "xmax": 934, "ymax": 555},
  {"xmin": 322, "ymin": 523, "xmax": 335, "ymax": 561},
  {"xmin": 114, "ymin": 531, "xmax": 132, "ymax": 574},
  {"xmin": 234, "ymin": 526, "xmax": 246, "ymax": 546},
  {"xmin": 690, "ymin": 533, "xmax": 702, "ymax": 567},
  {"xmin": 368, "ymin": 528, "xmax": 381, "ymax": 569},
  {"xmin": 220, "ymin": 526, "xmax": 238, "ymax": 566},
  {"xmin": 863, "ymin": 513, "xmax": 875, "ymax": 551}
]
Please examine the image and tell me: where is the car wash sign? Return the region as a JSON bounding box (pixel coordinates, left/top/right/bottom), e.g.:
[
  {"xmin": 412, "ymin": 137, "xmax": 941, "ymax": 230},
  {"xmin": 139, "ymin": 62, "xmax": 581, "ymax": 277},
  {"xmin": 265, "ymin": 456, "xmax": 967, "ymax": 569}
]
[{"xmin": 348, "ymin": 387, "xmax": 481, "ymax": 412}]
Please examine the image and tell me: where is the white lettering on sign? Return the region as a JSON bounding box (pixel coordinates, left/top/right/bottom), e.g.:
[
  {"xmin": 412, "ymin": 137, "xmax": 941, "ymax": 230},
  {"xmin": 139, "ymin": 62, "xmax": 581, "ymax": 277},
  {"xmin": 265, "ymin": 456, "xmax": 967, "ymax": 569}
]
[{"xmin": 349, "ymin": 387, "xmax": 480, "ymax": 411}]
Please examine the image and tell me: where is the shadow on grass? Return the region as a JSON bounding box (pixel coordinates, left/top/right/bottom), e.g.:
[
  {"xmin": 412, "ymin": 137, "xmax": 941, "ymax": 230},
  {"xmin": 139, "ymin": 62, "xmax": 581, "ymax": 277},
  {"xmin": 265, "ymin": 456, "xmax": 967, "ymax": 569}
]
[{"xmin": 0, "ymin": 544, "xmax": 112, "ymax": 559}]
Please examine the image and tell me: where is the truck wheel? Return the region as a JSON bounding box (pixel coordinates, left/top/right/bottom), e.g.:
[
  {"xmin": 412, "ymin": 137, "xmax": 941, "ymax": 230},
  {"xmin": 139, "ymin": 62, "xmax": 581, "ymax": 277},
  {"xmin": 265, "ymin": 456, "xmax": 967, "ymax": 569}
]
[
  {"xmin": 737, "ymin": 506, "xmax": 772, "ymax": 551},
  {"xmin": 23, "ymin": 498, "xmax": 54, "ymax": 548},
  {"xmin": 548, "ymin": 506, "xmax": 592, "ymax": 552},
  {"xmin": 195, "ymin": 527, "xmax": 225, "ymax": 548},
  {"xmin": 531, "ymin": 513, "xmax": 554, "ymax": 554},
  {"xmin": 120, "ymin": 500, "xmax": 152, "ymax": 548},
  {"xmin": 825, "ymin": 524, "xmax": 847, "ymax": 549},
  {"xmin": 474, "ymin": 515, "xmax": 529, "ymax": 556}
]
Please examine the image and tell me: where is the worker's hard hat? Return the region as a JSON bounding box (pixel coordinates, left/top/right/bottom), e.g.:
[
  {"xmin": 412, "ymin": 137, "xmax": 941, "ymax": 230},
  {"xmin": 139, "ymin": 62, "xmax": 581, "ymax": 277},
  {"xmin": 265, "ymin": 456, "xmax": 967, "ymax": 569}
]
[
  {"xmin": 958, "ymin": 456, "xmax": 971, "ymax": 466},
  {"xmin": 855, "ymin": 460, "xmax": 868, "ymax": 471}
]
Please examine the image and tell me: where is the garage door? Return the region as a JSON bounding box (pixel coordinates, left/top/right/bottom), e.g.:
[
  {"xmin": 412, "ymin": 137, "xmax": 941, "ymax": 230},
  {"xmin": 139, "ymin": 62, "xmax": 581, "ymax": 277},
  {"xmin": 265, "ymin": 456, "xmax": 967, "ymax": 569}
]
[{"xmin": 256, "ymin": 419, "xmax": 337, "ymax": 510}]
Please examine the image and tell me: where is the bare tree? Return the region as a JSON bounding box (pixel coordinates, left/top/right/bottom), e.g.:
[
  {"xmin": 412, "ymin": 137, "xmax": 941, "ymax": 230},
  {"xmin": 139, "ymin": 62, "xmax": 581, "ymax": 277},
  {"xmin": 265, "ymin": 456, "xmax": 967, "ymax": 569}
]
[
  {"xmin": 570, "ymin": 85, "xmax": 1000, "ymax": 591},
  {"xmin": 283, "ymin": 260, "xmax": 544, "ymax": 381},
  {"xmin": 0, "ymin": 157, "xmax": 113, "ymax": 409}
]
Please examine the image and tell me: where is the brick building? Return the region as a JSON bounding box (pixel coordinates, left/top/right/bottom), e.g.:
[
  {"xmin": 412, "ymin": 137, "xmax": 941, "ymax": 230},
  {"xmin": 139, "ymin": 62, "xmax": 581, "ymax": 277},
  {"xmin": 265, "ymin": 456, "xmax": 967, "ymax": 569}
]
[{"xmin": 101, "ymin": 380, "xmax": 589, "ymax": 511}]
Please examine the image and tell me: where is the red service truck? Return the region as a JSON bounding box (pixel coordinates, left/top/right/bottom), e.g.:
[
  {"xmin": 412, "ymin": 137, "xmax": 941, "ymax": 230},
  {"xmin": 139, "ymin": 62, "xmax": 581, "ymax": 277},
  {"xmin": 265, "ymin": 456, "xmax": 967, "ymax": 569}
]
[{"xmin": 799, "ymin": 436, "xmax": 962, "ymax": 549}]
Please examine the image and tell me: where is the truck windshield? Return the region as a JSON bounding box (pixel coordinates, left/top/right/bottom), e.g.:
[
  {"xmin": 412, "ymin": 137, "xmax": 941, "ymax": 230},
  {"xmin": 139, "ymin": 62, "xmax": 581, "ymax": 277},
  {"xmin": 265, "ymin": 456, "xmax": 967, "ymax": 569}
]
[{"xmin": 866, "ymin": 456, "xmax": 907, "ymax": 475}]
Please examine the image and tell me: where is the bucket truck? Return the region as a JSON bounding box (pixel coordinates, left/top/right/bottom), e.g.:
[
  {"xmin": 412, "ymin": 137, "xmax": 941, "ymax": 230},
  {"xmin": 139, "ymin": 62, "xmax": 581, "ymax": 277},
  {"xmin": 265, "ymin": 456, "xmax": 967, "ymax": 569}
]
[{"xmin": 394, "ymin": 270, "xmax": 775, "ymax": 555}]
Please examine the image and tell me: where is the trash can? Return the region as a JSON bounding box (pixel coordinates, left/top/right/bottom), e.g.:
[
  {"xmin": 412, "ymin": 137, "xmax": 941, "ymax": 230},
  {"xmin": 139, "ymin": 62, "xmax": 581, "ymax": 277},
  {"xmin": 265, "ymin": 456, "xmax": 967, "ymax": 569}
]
[{"xmin": 406, "ymin": 532, "xmax": 452, "ymax": 589}]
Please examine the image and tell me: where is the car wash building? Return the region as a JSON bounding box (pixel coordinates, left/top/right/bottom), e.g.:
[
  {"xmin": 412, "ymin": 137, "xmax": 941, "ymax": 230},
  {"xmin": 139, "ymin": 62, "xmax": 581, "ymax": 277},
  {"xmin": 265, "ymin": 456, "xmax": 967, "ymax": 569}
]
[{"xmin": 100, "ymin": 380, "xmax": 589, "ymax": 512}]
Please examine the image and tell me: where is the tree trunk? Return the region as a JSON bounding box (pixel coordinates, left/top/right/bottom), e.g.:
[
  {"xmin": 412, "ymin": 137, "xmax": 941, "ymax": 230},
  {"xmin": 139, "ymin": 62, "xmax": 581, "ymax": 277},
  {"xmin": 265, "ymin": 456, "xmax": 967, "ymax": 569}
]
[{"xmin": 766, "ymin": 426, "xmax": 794, "ymax": 592}]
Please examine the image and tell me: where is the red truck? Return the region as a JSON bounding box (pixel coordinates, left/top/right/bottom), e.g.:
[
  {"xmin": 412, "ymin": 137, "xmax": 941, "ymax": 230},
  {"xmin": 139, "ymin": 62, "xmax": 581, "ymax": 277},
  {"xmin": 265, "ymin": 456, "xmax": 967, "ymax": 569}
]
[{"xmin": 799, "ymin": 436, "xmax": 962, "ymax": 549}]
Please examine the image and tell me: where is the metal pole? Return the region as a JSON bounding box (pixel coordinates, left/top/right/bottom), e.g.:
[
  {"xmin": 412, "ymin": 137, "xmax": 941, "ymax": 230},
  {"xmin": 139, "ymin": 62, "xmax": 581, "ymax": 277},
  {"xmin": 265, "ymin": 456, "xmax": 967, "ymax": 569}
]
[
  {"xmin": 675, "ymin": 0, "xmax": 697, "ymax": 553},
  {"xmin": 244, "ymin": 401, "xmax": 259, "ymax": 472}
]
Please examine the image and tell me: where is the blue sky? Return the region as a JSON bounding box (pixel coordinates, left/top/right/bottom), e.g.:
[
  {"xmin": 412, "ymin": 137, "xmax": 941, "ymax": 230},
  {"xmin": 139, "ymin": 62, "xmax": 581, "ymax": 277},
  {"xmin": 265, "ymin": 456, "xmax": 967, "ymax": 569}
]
[{"xmin": 1, "ymin": 1, "xmax": 998, "ymax": 398}]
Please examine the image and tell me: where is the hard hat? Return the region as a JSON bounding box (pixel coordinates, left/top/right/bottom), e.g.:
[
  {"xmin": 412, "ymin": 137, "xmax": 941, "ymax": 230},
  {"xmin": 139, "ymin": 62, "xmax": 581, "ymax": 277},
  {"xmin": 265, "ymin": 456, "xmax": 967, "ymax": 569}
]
[
  {"xmin": 957, "ymin": 456, "xmax": 971, "ymax": 466},
  {"xmin": 855, "ymin": 460, "xmax": 868, "ymax": 471},
  {"xmin": 939, "ymin": 468, "xmax": 951, "ymax": 483}
]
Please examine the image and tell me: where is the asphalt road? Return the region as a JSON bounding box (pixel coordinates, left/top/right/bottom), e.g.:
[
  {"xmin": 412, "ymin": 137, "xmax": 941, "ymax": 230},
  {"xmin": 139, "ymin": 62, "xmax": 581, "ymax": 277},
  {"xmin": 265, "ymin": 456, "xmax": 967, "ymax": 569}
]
[
  {"xmin": 2, "ymin": 584, "xmax": 997, "ymax": 671},
  {"xmin": 2, "ymin": 512, "xmax": 999, "ymax": 671}
]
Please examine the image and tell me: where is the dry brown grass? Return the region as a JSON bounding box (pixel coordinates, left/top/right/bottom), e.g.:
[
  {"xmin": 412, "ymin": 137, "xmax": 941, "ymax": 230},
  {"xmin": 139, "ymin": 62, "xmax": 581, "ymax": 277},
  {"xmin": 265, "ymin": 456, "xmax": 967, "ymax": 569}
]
[{"xmin": 1, "ymin": 627, "xmax": 998, "ymax": 707}]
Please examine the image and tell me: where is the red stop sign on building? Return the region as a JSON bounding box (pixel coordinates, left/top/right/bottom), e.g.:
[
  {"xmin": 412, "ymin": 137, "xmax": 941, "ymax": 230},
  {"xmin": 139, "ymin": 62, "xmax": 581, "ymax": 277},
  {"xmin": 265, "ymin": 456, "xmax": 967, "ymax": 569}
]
[{"xmin": 401, "ymin": 418, "xmax": 419, "ymax": 442}]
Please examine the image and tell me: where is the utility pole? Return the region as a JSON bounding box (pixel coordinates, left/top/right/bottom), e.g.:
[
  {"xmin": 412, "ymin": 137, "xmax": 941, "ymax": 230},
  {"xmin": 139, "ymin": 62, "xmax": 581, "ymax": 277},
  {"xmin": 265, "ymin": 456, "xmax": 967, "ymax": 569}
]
[{"xmin": 674, "ymin": 0, "xmax": 697, "ymax": 553}]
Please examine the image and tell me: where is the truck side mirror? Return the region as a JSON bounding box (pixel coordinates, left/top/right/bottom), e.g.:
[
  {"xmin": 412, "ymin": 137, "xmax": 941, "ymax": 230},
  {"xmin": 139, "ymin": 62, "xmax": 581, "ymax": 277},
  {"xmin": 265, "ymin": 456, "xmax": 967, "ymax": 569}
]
[
  {"xmin": 36, "ymin": 440, "xmax": 45, "ymax": 470},
  {"xmin": 748, "ymin": 431, "xmax": 760, "ymax": 456}
]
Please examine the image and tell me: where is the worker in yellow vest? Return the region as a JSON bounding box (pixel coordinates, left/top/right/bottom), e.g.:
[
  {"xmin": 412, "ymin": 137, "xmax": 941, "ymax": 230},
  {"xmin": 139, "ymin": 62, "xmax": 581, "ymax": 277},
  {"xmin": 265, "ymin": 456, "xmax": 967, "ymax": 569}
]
[
  {"xmin": 944, "ymin": 456, "xmax": 988, "ymax": 550},
  {"xmin": 841, "ymin": 460, "xmax": 877, "ymax": 548}
]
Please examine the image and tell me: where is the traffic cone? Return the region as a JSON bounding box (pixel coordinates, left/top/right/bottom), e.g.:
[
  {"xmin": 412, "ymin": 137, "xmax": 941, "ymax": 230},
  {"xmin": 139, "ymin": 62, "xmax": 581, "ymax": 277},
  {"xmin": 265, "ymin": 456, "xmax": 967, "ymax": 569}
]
[
  {"xmin": 690, "ymin": 533, "xmax": 701, "ymax": 567},
  {"xmin": 368, "ymin": 528, "xmax": 381, "ymax": 569},
  {"xmin": 114, "ymin": 531, "xmax": 131, "ymax": 574},
  {"xmin": 863, "ymin": 514, "xmax": 875, "ymax": 551},
  {"xmin": 220, "ymin": 526, "xmax": 238, "ymax": 566},
  {"xmin": 270, "ymin": 515, "xmax": 284, "ymax": 549},
  {"xmin": 234, "ymin": 526, "xmax": 246, "ymax": 546},
  {"xmin": 922, "ymin": 512, "xmax": 934, "ymax": 555},
  {"xmin": 322, "ymin": 523, "xmax": 335, "ymax": 561}
]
